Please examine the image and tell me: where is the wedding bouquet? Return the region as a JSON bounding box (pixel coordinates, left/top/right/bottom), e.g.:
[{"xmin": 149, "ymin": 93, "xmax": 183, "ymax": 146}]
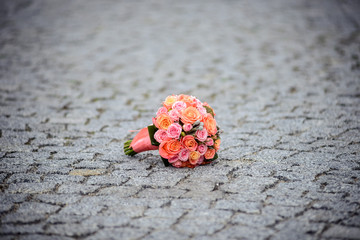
[{"xmin": 124, "ymin": 94, "xmax": 221, "ymax": 168}]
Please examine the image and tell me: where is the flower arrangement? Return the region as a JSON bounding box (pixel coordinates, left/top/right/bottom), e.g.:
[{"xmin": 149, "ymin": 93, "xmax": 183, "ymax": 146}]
[{"xmin": 124, "ymin": 94, "xmax": 221, "ymax": 168}]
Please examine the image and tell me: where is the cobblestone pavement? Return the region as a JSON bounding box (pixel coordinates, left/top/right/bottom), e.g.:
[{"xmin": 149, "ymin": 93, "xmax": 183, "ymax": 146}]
[{"xmin": 1, "ymin": 0, "xmax": 359, "ymax": 239}]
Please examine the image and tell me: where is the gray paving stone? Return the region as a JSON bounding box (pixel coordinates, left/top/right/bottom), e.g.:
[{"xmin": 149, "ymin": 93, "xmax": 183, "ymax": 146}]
[
  {"xmin": 102, "ymin": 205, "xmax": 146, "ymax": 218},
  {"xmin": 0, "ymin": 223, "xmax": 46, "ymax": 235},
  {"xmin": 142, "ymin": 229, "xmax": 188, "ymax": 240},
  {"xmin": 35, "ymin": 165, "xmax": 72, "ymax": 175},
  {"xmin": 57, "ymin": 183, "xmax": 99, "ymax": 195},
  {"xmin": 232, "ymin": 212, "xmax": 281, "ymax": 227},
  {"xmin": 0, "ymin": 0, "xmax": 359, "ymax": 239},
  {"xmin": 130, "ymin": 216, "xmax": 180, "ymax": 231},
  {"xmin": 215, "ymin": 200, "xmax": 262, "ymax": 214},
  {"xmin": 175, "ymin": 209, "xmax": 233, "ymax": 235},
  {"xmin": 56, "ymin": 201, "xmax": 104, "ymax": 217},
  {"xmin": 0, "ymin": 160, "xmax": 31, "ymax": 173},
  {"xmin": 45, "ymin": 222, "xmax": 99, "ymax": 237},
  {"xmin": 74, "ymin": 160, "xmax": 110, "ymax": 169},
  {"xmin": 52, "ymin": 152, "xmax": 94, "ymax": 161},
  {"xmin": 82, "ymin": 215, "xmax": 130, "ymax": 228},
  {"xmin": 272, "ymin": 220, "xmax": 326, "ymax": 240},
  {"xmin": 0, "ymin": 194, "xmax": 29, "ymax": 205},
  {"xmin": 341, "ymin": 215, "xmax": 360, "ymax": 227},
  {"xmin": 6, "ymin": 182, "xmax": 56, "ymax": 194},
  {"xmin": 144, "ymin": 207, "xmax": 185, "ymax": 219},
  {"xmin": 6, "ymin": 173, "xmax": 42, "ymax": 184},
  {"xmin": 219, "ymin": 176, "xmax": 276, "ymax": 196},
  {"xmin": 85, "ymin": 227, "xmax": 148, "ymax": 240},
  {"xmin": 1, "ymin": 202, "xmax": 60, "ymax": 224},
  {"xmin": 169, "ymin": 199, "xmax": 211, "ymax": 210},
  {"xmin": 46, "ymin": 214, "xmax": 88, "ymax": 224},
  {"xmin": 137, "ymin": 187, "xmax": 186, "ymax": 199},
  {"xmin": 0, "ymin": 173, "xmax": 8, "ymax": 182},
  {"xmin": 16, "ymin": 202, "xmax": 60, "ymax": 215},
  {"xmin": 0, "ymin": 235, "xmax": 17, "ymax": 240},
  {"xmin": 34, "ymin": 194, "xmax": 82, "ymax": 205},
  {"xmin": 298, "ymin": 209, "xmax": 349, "ymax": 224},
  {"xmin": 261, "ymin": 205, "xmax": 305, "ymax": 220},
  {"xmin": 0, "ymin": 202, "xmax": 13, "ymax": 213},
  {"xmin": 211, "ymin": 225, "xmax": 275, "ymax": 240},
  {"xmin": 2, "ymin": 212, "xmax": 47, "ymax": 224},
  {"xmin": 86, "ymin": 173, "xmax": 129, "ymax": 186},
  {"xmin": 19, "ymin": 234, "xmax": 74, "ymax": 240},
  {"xmin": 42, "ymin": 174, "xmax": 85, "ymax": 184},
  {"xmin": 95, "ymin": 185, "xmax": 140, "ymax": 197},
  {"xmin": 125, "ymin": 171, "xmax": 185, "ymax": 187},
  {"xmin": 176, "ymin": 178, "xmax": 216, "ymax": 192},
  {"xmin": 100, "ymin": 197, "xmax": 168, "ymax": 209}
]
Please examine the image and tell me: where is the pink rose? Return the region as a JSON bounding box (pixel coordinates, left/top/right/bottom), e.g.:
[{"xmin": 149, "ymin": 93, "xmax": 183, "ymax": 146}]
[
  {"xmin": 172, "ymin": 160, "xmax": 183, "ymax": 168},
  {"xmin": 168, "ymin": 155, "xmax": 179, "ymax": 163},
  {"xmin": 197, "ymin": 106, "xmax": 207, "ymax": 116},
  {"xmin": 172, "ymin": 101, "xmax": 187, "ymax": 112},
  {"xmin": 183, "ymin": 123, "xmax": 193, "ymax": 132},
  {"xmin": 205, "ymin": 137, "xmax": 214, "ymax": 146},
  {"xmin": 168, "ymin": 110, "xmax": 180, "ymax": 122},
  {"xmin": 156, "ymin": 107, "xmax": 168, "ymax": 116},
  {"xmin": 197, "ymin": 144, "xmax": 208, "ymax": 155},
  {"xmin": 167, "ymin": 123, "xmax": 182, "ymax": 139},
  {"xmin": 195, "ymin": 129, "xmax": 208, "ymax": 142},
  {"xmin": 154, "ymin": 129, "xmax": 168, "ymax": 143},
  {"xmin": 178, "ymin": 148, "xmax": 190, "ymax": 161},
  {"xmin": 196, "ymin": 99, "xmax": 202, "ymax": 108},
  {"xmin": 197, "ymin": 155, "xmax": 204, "ymax": 165}
]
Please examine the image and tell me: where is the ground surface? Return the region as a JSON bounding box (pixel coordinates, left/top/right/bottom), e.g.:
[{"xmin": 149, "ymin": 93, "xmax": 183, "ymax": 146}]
[{"xmin": 0, "ymin": 0, "xmax": 360, "ymax": 239}]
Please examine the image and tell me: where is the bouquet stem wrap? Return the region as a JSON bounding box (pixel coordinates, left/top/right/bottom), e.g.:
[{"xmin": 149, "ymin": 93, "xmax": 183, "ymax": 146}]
[{"xmin": 124, "ymin": 127, "xmax": 158, "ymax": 156}]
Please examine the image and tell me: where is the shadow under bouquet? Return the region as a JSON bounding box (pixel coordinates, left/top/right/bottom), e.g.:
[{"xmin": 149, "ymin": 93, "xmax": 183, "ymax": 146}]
[{"xmin": 124, "ymin": 94, "xmax": 221, "ymax": 168}]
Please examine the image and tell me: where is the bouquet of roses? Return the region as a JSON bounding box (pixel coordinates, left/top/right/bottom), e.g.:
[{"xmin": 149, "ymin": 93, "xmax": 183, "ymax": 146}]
[{"xmin": 124, "ymin": 94, "xmax": 221, "ymax": 168}]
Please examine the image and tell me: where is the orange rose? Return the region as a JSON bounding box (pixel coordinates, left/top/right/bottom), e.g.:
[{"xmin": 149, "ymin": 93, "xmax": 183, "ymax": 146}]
[
  {"xmin": 189, "ymin": 151, "xmax": 201, "ymax": 165},
  {"xmin": 178, "ymin": 94, "xmax": 197, "ymax": 107},
  {"xmin": 156, "ymin": 113, "xmax": 173, "ymax": 130},
  {"xmin": 180, "ymin": 107, "xmax": 202, "ymax": 124},
  {"xmin": 214, "ymin": 139, "xmax": 221, "ymax": 151},
  {"xmin": 181, "ymin": 135, "xmax": 198, "ymax": 151},
  {"xmin": 203, "ymin": 113, "xmax": 217, "ymax": 136},
  {"xmin": 204, "ymin": 148, "xmax": 216, "ymax": 160},
  {"xmin": 163, "ymin": 95, "xmax": 178, "ymax": 109},
  {"xmin": 159, "ymin": 139, "xmax": 182, "ymax": 159}
]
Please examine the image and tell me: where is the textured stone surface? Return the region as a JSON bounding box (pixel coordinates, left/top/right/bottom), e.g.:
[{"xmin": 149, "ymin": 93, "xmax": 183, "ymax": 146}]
[{"xmin": 0, "ymin": 0, "xmax": 359, "ymax": 239}]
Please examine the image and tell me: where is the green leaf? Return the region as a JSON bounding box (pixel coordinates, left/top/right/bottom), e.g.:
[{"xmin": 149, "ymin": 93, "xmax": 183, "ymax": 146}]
[
  {"xmin": 147, "ymin": 125, "xmax": 160, "ymax": 146},
  {"xmin": 204, "ymin": 106, "xmax": 214, "ymax": 117},
  {"xmin": 213, "ymin": 152, "xmax": 218, "ymax": 160},
  {"xmin": 161, "ymin": 157, "xmax": 170, "ymax": 167}
]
